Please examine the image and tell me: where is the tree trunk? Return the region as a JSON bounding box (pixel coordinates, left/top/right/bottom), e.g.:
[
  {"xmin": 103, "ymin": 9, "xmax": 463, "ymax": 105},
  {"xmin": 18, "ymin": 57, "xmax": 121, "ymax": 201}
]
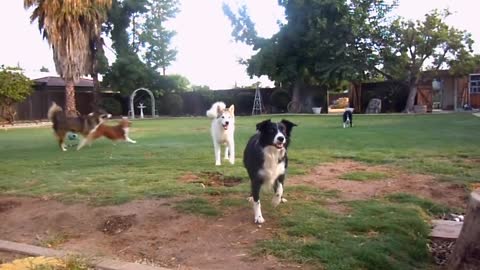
[
  {"xmin": 404, "ymin": 77, "xmax": 418, "ymax": 113},
  {"xmin": 292, "ymin": 78, "xmax": 302, "ymax": 103},
  {"xmin": 65, "ymin": 80, "xmax": 77, "ymax": 116},
  {"xmin": 447, "ymin": 191, "xmax": 480, "ymax": 269},
  {"xmin": 92, "ymin": 73, "xmax": 101, "ymax": 108},
  {"xmin": 286, "ymin": 78, "xmax": 303, "ymax": 113}
]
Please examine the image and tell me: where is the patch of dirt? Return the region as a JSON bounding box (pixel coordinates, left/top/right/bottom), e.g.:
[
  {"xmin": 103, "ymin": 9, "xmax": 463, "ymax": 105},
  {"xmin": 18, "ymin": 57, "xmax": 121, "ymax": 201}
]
[
  {"xmin": 0, "ymin": 200, "xmax": 21, "ymax": 213},
  {"xmin": 289, "ymin": 160, "xmax": 467, "ymax": 210},
  {"xmin": 0, "ymin": 196, "xmax": 301, "ymax": 270},
  {"xmin": 0, "ymin": 161, "xmax": 469, "ymax": 269},
  {"xmin": 99, "ymin": 215, "xmax": 136, "ymax": 235},
  {"xmin": 180, "ymin": 172, "xmax": 243, "ymax": 187}
]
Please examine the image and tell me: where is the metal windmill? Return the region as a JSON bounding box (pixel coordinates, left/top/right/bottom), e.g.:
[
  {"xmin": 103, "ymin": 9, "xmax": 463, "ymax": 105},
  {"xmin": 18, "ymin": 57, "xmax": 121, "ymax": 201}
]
[{"xmin": 251, "ymin": 83, "xmax": 263, "ymax": 115}]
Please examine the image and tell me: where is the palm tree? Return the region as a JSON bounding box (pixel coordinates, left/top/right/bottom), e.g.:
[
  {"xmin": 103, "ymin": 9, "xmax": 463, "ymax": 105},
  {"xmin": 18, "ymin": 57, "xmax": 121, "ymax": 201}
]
[{"xmin": 24, "ymin": 0, "xmax": 112, "ymax": 116}]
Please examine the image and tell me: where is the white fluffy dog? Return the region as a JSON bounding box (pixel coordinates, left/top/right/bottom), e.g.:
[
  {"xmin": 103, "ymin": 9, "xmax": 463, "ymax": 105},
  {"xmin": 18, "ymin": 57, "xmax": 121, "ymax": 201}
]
[{"xmin": 206, "ymin": 101, "xmax": 235, "ymax": 166}]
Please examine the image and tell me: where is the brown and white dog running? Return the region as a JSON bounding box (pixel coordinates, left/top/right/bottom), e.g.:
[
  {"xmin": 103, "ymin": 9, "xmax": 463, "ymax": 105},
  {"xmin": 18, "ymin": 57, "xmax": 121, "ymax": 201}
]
[
  {"xmin": 76, "ymin": 117, "xmax": 136, "ymax": 150},
  {"xmin": 47, "ymin": 102, "xmax": 111, "ymax": 151}
]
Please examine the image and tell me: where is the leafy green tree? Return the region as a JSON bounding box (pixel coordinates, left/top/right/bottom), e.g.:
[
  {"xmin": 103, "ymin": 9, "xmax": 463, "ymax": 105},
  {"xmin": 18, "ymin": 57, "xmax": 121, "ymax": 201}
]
[
  {"xmin": 191, "ymin": 85, "xmax": 211, "ymax": 91},
  {"xmin": 160, "ymin": 74, "xmax": 190, "ymax": 92},
  {"xmin": 140, "ymin": 0, "xmax": 179, "ymax": 75},
  {"xmin": 105, "ymin": 0, "xmax": 148, "ymax": 55},
  {"xmin": 380, "ymin": 10, "xmax": 476, "ymax": 112},
  {"xmin": 224, "ymin": 0, "xmax": 396, "ymax": 108},
  {"xmin": 104, "ymin": 0, "xmax": 182, "ymax": 94},
  {"xmin": 25, "ymin": 0, "xmax": 112, "ymax": 115},
  {"xmin": 0, "ymin": 66, "xmax": 33, "ymax": 123},
  {"xmin": 103, "ymin": 0, "xmax": 150, "ymax": 93}
]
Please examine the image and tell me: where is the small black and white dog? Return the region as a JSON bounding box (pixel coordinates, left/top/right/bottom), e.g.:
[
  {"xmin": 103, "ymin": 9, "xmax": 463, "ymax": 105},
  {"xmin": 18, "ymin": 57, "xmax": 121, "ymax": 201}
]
[
  {"xmin": 243, "ymin": 119, "xmax": 297, "ymax": 224},
  {"xmin": 342, "ymin": 108, "xmax": 353, "ymax": 128}
]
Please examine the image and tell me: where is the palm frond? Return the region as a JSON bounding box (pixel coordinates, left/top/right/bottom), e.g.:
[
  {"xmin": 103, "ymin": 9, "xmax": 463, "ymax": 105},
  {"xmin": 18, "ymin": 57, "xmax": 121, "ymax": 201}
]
[{"xmin": 24, "ymin": 0, "xmax": 112, "ymax": 81}]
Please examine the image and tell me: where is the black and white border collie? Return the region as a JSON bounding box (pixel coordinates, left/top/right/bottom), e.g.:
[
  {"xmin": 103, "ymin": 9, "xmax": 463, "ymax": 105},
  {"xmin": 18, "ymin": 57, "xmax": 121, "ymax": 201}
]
[
  {"xmin": 343, "ymin": 108, "xmax": 353, "ymax": 128},
  {"xmin": 243, "ymin": 119, "xmax": 297, "ymax": 224}
]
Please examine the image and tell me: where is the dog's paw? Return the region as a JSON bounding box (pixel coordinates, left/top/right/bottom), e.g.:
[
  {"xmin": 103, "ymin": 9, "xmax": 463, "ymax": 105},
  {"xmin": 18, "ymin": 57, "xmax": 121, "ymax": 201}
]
[
  {"xmin": 281, "ymin": 198, "xmax": 288, "ymax": 203},
  {"xmin": 229, "ymin": 159, "xmax": 235, "ymax": 165},
  {"xmin": 255, "ymin": 215, "xmax": 265, "ymax": 224},
  {"xmin": 247, "ymin": 196, "xmax": 254, "ymax": 202},
  {"xmin": 215, "ymin": 162, "xmax": 221, "ymax": 166}
]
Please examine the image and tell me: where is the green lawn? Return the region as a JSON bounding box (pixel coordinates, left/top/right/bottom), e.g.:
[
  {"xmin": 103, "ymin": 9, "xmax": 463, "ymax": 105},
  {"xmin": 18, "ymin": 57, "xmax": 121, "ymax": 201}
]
[{"xmin": 1, "ymin": 113, "xmax": 479, "ymax": 269}]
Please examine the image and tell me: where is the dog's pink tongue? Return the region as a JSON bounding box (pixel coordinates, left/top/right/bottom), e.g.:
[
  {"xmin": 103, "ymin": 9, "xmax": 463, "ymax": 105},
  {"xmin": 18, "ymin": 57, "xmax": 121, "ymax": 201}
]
[{"xmin": 223, "ymin": 125, "xmax": 228, "ymax": 130}]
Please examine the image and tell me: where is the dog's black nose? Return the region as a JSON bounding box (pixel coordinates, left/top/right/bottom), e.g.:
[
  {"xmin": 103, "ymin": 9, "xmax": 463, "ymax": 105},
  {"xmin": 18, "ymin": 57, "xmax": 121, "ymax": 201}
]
[
  {"xmin": 225, "ymin": 121, "xmax": 229, "ymax": 125},
  {"xmin": 277, "ymin": 136, "xmax": 285, "ymax": 142}
]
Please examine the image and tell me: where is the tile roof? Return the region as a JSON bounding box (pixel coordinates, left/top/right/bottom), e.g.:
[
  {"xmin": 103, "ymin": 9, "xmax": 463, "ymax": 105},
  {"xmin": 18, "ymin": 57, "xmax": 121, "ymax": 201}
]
[{"xmin": 33, "ymin": 76, "xmax": 94, "ymax": 87}]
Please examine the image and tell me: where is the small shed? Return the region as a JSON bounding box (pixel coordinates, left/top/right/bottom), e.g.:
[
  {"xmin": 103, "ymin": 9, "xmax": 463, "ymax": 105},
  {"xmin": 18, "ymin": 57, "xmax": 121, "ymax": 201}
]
[
  {"xmin": 417, "ymin": 70, "xmax": 480, "ymax": 111},
  {"xmin": 15, "ymin": 76, "xmax": 120, "ymax": 121}
]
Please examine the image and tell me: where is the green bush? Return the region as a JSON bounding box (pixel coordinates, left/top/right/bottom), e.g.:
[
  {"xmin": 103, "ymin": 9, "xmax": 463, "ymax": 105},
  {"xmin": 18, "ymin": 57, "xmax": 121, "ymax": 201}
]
[
  {"xmin": 163, "ymin": 93, "xmax": 184, "ymax": 115},
  {"xmin": 100, "ymin": 97, "xmax": 123, "ymax": 115},
  {"xmin": 270, "ymin": 89, "xmax": 290, "ymax": 112}
]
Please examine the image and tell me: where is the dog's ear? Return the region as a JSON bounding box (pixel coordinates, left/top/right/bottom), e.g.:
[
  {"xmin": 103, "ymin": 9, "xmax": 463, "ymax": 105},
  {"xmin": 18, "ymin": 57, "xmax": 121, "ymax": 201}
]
[
  {"xmin": 228, "ymin": 104, "xmax": 235, "ymax": 114},
  {"xmin": 256, "ymin": 119, "xmax": 271, "ymax": 131},
  {"xmin": 217, "ymin": 105, "xmax": 223, "ymax": 116},
  {"xmin": 281, "ymin": 119, "xmax": 297, "ymax": 136}
]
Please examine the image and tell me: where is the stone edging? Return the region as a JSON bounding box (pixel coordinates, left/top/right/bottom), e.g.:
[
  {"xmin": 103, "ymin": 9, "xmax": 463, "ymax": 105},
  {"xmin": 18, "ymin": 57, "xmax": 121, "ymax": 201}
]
[{"xmin": 0, "ymin": 239, "xmax": 170, "ymax": 270}]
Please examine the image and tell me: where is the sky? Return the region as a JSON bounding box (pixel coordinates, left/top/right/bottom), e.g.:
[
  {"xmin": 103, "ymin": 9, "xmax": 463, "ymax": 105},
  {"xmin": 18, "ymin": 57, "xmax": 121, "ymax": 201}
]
[{"xmin": 0, "ymin": 0, "xmax": 479, "ymax": 89}]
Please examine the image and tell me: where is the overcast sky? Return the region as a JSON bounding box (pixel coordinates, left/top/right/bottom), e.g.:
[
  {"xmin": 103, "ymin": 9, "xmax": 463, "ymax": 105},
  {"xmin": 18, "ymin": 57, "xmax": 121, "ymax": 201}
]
[{"xmin": 0, "ymin": 0, "xmax": 478, "ymax": 89}]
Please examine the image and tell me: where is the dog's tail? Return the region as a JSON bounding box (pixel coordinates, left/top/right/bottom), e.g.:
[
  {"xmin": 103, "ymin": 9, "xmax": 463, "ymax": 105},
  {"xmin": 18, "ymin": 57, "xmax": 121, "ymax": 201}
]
[
  {"xmin": 47, "ymin": 102, "xmax": 63, "ymax": 122},
  {"xmin": 206, "ymin": 101, "xmax": 226, "ymax": 118}
]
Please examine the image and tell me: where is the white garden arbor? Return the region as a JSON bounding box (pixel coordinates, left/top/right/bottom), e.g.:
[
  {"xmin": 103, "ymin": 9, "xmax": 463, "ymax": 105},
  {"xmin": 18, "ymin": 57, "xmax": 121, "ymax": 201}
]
[{"xmin": 129, "ymin": 88, "xmax": 156, "ymax": 119}]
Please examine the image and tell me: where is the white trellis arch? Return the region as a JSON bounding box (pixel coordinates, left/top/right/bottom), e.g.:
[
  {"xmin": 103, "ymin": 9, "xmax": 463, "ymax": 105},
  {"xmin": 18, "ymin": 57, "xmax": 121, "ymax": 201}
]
[{"xmin": 129, "ymin": 88, "xmax": 156, "ymax": 119}]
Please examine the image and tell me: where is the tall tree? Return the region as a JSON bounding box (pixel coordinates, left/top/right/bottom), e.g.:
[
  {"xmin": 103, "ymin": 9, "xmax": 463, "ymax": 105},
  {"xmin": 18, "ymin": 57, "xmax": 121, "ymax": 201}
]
[
  {"xmin": 140, "ymin": 0, "xmax": 179, "ymax": 75},
  {"xmin": 224, "ymin": 0, "xmax": 396, "ymax": 108},
  {"xmin": 25, "ymin": 0, "xmax": 112, "ymax": 116},
  {"xmin": 380, "ymin": 10, "xmax": 475, "ymax": 112},
  {"xmin": 103, "ymin": 0, "xmax": 150, "ymax": 93},
  {"xmin": 103, "ymin": 0, "xmax": 185, "ymax": 95},
  {"xmin": 106, "ymin": 0, "xmax": 148, "ymax": 55},
  {"xmin": 90, "ymin": 37, "xmax": 109, "ymax": 108}
]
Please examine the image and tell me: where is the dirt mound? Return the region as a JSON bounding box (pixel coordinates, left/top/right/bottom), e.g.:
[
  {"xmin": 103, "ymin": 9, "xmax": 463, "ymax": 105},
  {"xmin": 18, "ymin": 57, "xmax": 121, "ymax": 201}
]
[
  {"xmin": 99, "ymin": 215, "xmax": 136, "ymax": 235},
  {"xmin": 289, "ymin": 160, "xmax": 467, "ymax": 209}
]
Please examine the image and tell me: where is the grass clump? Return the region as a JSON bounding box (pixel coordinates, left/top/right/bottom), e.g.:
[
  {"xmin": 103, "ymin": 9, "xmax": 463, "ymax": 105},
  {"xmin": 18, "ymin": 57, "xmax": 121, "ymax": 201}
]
[
  {"xmin": 340, "ymin": 171, "xmax": 389, "ymax": 181},
  {"xmin": 386, "ymin": 192, "xmax": 458, "ymax": 216},
  {"xmin": 173, "ymin": 197, "xmax": 221, "ymax": 217},
  {"xmin": 256, "ymin": 199, "xmax": 431, "ymax": 270}
]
